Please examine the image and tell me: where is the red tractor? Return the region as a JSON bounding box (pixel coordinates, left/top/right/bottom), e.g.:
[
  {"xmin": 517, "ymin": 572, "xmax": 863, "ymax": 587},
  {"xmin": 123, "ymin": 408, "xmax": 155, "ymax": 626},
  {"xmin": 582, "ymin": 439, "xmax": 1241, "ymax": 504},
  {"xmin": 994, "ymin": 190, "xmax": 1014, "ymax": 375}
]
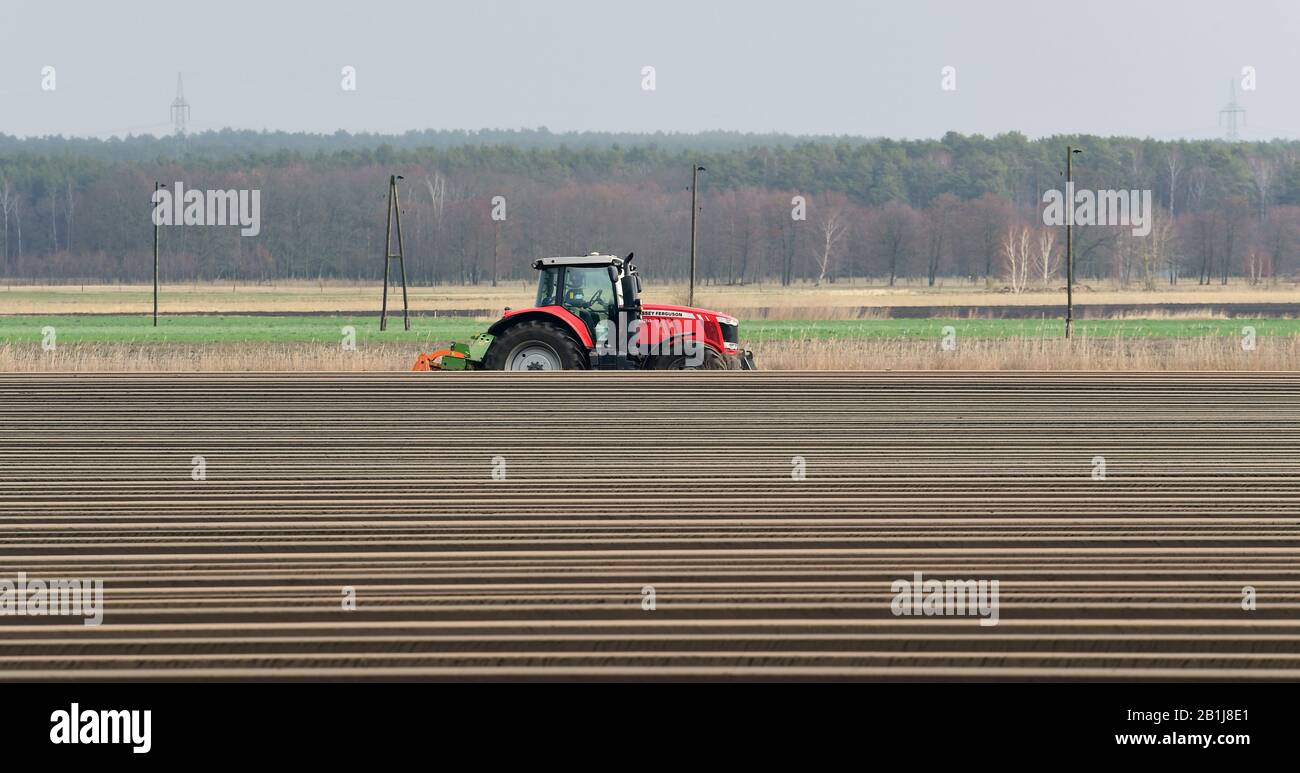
[{"xmin": 413, "ymin": 253, "xmax": 755, "ymax": 371}]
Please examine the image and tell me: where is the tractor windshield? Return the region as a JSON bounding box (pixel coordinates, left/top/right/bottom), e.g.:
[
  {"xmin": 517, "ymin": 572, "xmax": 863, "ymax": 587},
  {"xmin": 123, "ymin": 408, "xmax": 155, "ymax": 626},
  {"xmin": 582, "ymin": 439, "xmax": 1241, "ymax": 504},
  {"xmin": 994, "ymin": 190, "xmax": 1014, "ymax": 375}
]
[
  {"xmin": 562, "ymin": 267, "xmax": 614, "ymax": 315},
  {"xmin": 536, "ymin": 267, "xmax": 561, "ymax": 306},
  {"xmin": 561, "ymin": 265, "xmax": 615, "ymax": 339}
]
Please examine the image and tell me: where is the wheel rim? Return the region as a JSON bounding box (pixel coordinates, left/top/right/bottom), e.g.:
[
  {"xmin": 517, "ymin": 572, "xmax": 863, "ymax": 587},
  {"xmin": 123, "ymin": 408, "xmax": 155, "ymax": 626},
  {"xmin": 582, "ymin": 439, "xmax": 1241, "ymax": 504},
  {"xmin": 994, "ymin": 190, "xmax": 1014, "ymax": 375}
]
[{"xmin": 506, "ymin": 343, "xmax": 562, "ymax": 371}]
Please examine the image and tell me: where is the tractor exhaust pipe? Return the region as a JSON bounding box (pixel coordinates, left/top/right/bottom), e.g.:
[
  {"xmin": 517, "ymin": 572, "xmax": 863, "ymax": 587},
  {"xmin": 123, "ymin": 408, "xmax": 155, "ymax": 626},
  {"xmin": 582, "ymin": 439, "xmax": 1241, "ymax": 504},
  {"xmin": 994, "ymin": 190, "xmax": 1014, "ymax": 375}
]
[{"xmin": 620, "ymin": 252, "xmax": 643, "ymax": 341}]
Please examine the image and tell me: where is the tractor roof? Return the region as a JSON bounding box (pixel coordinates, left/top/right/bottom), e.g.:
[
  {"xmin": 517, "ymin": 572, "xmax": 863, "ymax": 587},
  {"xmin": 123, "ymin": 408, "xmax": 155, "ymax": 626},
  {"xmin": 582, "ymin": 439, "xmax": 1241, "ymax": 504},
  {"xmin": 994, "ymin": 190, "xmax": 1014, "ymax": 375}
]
[{"xmin": 532, "ymin": 253, "xmax": 623, "ymax": 269}]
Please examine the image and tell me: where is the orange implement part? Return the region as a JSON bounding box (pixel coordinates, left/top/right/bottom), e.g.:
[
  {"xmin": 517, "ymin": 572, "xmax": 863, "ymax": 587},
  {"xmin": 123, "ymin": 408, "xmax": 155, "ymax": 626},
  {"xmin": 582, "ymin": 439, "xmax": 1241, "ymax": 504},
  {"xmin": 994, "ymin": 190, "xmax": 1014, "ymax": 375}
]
[{"xmin": 411, "ymin": 349, "xmax": 465, "ymax": 371}]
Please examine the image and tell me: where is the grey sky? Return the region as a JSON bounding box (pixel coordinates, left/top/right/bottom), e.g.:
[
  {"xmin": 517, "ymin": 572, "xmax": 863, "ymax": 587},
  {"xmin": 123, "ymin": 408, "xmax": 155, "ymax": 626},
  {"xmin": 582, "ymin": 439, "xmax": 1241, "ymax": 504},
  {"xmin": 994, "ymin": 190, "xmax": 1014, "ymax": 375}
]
[{"xmin": 1, "ymin": 0, "xmax": 1297, "ymax": 140}]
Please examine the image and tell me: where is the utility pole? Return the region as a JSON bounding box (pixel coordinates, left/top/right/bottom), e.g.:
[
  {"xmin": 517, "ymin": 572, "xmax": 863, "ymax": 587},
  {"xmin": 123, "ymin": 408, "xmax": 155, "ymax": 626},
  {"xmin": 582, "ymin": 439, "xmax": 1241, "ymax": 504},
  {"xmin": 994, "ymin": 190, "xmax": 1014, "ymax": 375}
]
[
  {"xmin": 688, "ymin": 164, "xmax": 705, "ymax": 307},
  {"xmin": 380, "ymin": 175, "xmax": 410, "ymax": 331},
  {"xmin": 1065, "ymin": 147, "xmax": 1081, "ymax": 339},
  {"xmin": 153, "ymin": 182, "xmax": 163, "ymax": 327}
]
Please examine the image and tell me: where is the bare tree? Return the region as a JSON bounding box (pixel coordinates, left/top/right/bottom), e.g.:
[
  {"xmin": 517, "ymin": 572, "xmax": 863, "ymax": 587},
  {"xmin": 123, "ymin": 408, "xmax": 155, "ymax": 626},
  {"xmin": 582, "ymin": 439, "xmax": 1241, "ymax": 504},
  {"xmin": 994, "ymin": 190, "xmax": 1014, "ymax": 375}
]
[
  {"xmin": 1139, "ymin": 211, "xmax": 1174, "ymax": 289},
  {"xmin": 1112, "ymin": 227, "xmax": 1141, "ymax": 287},
  {"xmin": 0, "ymin": 179, "xmax": 11, "ymax": 272},
  {"xmin": 1035, "ymin": 227, "xmax": 1058, "ymax": 286},
  {"xmin": 1220, "ymin": 196, "xmax": 1251, "ymax": 284},
  {"xmin": 874, "ymin": 203, "xmax": 918, "ymax": 287},
  {"xmin": 1247, "ymin": 155, "xmax": 1275, "ymax": 222},
  {"xmin": 966, "ymin": 194, "xmax": 1011, "ymax": 280},
  {"xmin": 1189, "ymin": 211, "xmax": 1217, "ymax": 285},
  {"xmin": 772, "ymin": 195, "xmax": 800, "ymax": 287},
  {"xmin": 924, "ymin": 193, "xmax": 958, "ymax": 287},
  {"xmin": 1002, "ymin": 225, "xmax": 1030, "ymax": 293},
  {"xmin": 1245, "ymin": 250, "xmax": 1270, "ymax": 285},
  {"xmin": 1074, "ymin": 227, "xmax": 1120, "ymax": 281},
  {"xmin": 12, "ymin": 193, "xmax": 21, "ymax": 261},
  {"xmin": 730, "ymin": 191, "xmax": 757, "ymax": 285},
  {"xmin": 1187, "ymin": 166, "xmax": 1209, "ymax": 213},
  {"xmin": 64, "ymin": 181, "xmax": 75, "ymax": 254},
  {"xmin": 50, "ymin": 186, "xmax": 59, "ymax": 253},
  {"xmin": 1262, "ymin": 206, "xmax": 1298, "ymax": 283},
  {"xmin": 812, "ymin": 202, "xmax": 847, "ymax": 286},
  {"xmin": 1165, "ymin": 147, "xmax": 1181, "ymax": 217}
]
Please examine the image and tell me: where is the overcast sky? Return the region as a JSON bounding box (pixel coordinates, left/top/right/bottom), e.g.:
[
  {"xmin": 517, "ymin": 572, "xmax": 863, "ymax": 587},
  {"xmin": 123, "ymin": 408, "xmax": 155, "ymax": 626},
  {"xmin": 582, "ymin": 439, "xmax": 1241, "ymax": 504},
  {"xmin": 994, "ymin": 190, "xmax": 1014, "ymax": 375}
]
[{"xmin": 1, "ymin": 0, "xmax": 1297, "ymax": 140}]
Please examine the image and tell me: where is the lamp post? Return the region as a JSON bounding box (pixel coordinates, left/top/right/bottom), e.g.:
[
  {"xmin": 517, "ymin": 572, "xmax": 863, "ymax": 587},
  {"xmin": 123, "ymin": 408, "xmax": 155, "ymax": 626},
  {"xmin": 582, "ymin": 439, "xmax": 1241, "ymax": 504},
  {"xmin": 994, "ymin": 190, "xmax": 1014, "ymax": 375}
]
[
  {"xmin": 153, "ymin": 182, "xmax": 165, "ymax": 327},
  {"xmin": 688, "ymin": 164, "xmax": 705, "ymax": 307},
  {"xmin": 1065, "ymin": 147, "xmax": 1081, "ymax": 339}
]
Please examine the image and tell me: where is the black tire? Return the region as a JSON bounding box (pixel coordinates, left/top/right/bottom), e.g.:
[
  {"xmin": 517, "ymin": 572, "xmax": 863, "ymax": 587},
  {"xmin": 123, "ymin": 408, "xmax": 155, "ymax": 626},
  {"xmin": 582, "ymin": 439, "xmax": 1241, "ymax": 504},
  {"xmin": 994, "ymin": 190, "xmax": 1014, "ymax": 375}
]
[
  {"xmin": 484, "ymin": 320, "xmax": 587, "ymax": 371},
  {"xmin": 651, "ymin": 346, "xmax": 729, "ymax": 370}
]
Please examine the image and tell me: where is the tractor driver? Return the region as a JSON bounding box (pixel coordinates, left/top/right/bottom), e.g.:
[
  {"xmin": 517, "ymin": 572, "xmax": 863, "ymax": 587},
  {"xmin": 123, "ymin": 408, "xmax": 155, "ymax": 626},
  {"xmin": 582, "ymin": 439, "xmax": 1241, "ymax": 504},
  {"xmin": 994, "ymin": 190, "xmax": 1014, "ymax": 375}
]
[
  {"xmin": 563, "ymin": 270, "xmax": 609, "ymax": 313},
  {"xmin": 563, "ymin": 271, "xmax": 585, "ymax": 306},
  {"xmin": 562, "ymin": 266, "xmax": 612, "ymax": 339}
]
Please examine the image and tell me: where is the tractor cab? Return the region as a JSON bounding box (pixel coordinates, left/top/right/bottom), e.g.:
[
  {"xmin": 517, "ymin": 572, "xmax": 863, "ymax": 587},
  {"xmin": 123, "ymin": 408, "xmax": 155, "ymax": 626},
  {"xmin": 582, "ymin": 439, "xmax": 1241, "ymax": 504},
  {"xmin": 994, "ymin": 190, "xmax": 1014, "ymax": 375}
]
[{"xmin": 532, "ymin": 253, "xmax": 640, "ymax": 348}]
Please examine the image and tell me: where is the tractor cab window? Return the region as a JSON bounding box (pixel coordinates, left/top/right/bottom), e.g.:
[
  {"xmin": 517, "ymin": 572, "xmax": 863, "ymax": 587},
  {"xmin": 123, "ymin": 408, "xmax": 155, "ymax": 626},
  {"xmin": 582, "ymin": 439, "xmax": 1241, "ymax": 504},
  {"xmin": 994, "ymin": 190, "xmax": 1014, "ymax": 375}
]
[
  {"xmin": 536, "ymin": 267, "xmax": 561, "ymax": 307},
  {"xmin": 561, "ymin": 265, "xmax": 615, "ymax": 338}
]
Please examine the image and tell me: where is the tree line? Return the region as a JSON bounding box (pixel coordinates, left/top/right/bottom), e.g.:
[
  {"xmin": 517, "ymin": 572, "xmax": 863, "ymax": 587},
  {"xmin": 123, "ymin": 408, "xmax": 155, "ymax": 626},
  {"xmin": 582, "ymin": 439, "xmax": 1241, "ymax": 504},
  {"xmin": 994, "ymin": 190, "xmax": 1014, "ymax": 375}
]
[{"xmin": 1, "ymin": 130, "xmax": 1297, "ymax": 287}]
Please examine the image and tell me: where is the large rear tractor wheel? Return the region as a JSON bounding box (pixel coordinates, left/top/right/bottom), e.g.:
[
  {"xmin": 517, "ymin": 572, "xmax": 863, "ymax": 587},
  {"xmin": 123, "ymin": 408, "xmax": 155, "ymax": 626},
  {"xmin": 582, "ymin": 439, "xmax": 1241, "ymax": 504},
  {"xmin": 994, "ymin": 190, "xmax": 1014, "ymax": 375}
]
[{"xmin": 484, "ymin": 320, "xmax": 587, "ymax": 371}]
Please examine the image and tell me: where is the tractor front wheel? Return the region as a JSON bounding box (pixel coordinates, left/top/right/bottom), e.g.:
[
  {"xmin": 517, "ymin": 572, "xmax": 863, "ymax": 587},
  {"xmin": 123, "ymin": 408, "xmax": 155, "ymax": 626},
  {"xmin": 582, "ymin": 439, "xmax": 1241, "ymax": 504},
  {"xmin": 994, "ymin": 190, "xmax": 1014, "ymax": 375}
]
[
  {"xmin": 652, "ymin": 346, "xmax": 729, "ymax": 370},
  {"xmin": 484, "ymin": 320, "xmax": 587, "ymax": 371}
]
